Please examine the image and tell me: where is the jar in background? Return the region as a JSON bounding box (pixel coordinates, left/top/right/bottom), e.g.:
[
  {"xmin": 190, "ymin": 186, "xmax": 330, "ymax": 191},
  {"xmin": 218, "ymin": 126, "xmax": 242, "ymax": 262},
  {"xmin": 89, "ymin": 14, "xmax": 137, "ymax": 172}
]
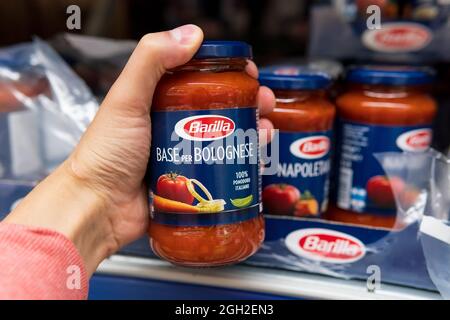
[
  {"xmin": 148, "ymin": 41, "xmax": 264, "ymax": 267},
  {"xmin": 326, "ymin": 66, "xmax": 437, "ymax": 229},
  {"xmin": 259, "ymin": 66, "xmax": 335, "ymax": 218}
]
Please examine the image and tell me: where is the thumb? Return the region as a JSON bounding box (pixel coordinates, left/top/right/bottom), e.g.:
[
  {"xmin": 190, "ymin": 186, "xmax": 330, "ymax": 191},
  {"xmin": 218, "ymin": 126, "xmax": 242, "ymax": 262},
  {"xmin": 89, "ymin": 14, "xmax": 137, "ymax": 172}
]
[
  {"xmin": 67, "ymin": 25, "xmax": 203, "ymax": 190},
  {"xmin": 102, "ymin": 24, "xmax": 204, "ymax": 115}
]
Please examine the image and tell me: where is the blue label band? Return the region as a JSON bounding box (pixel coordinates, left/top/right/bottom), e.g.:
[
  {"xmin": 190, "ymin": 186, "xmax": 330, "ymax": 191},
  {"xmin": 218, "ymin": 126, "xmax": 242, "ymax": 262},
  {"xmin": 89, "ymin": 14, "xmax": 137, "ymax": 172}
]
[
  {"xmin": 262, "ymin": 130, "xmax": 333, "ymax": 217},
  {"xmin": 152, "ymin": 204, "xmax": 261, "ymax": 227},
  {"xmin": 148, "ymin": 107, "xmax": 261, "ymax": 227},
  {"xmin": 335, "ymin": 120, "xmax": 432, "ymax": 216}
]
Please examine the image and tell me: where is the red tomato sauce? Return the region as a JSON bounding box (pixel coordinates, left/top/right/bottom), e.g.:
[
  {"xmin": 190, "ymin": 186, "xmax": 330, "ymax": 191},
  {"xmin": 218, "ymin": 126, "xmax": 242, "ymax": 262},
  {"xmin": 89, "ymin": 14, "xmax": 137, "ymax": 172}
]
[
  {"xmin": 334, "ymin": 84, "xmax": 436, "ymax": 126},
  {"xmin": 266, "ymin": 89, "xmax": 335, "ymax": 132},
  {"xmin": 149, "ymin": 56, "xmax": 264, "ymax": 266}
]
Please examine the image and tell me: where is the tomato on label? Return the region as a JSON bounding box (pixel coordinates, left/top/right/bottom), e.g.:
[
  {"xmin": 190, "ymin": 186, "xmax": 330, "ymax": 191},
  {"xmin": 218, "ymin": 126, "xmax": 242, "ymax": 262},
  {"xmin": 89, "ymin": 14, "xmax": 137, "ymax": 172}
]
[
  {"xmin": 156, "ymin": 173, "xmax": 194, "ymax": 205},
  {"xmin": 263, "ymin": 184, "xmax": 300, "ymax": 215},
  {"xmin": 366, "ymin": 176, "xmax": 405, "ymax": 208}
]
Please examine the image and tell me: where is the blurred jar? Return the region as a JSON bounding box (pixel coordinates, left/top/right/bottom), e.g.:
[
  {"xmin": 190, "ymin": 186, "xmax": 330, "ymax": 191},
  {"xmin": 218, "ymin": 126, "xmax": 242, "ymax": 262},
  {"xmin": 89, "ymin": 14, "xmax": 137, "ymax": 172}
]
[{"xmin": 326, "ymin": 65, "xmax": 437, "ymax": 229}]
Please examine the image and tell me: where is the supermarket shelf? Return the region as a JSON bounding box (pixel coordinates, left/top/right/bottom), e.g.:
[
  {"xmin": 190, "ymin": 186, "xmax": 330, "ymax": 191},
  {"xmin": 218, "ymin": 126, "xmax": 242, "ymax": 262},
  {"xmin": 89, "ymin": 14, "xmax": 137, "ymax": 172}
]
[{"xmin": 96, "ymin": 255, "xmax": 441, "ymax": 300}]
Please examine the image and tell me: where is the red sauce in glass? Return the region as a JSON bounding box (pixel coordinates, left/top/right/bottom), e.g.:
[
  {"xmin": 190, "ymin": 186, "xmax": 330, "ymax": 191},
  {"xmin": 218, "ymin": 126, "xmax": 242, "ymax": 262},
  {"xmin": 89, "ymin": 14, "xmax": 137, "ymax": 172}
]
[
  {"xmin": 266, "ymin": 89, "xmax": 335, "ymax": 132},
  {"xmin": 149, "ymin": 54, "xmax": 264, "ymax": 266}
]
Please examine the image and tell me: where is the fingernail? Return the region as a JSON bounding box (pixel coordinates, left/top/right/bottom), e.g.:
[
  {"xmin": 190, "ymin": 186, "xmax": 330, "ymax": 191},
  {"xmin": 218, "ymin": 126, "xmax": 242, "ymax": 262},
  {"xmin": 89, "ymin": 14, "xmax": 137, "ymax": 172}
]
[{"xmin": 170, "ymin": 24, "xmax": 199, "ymax": 45}]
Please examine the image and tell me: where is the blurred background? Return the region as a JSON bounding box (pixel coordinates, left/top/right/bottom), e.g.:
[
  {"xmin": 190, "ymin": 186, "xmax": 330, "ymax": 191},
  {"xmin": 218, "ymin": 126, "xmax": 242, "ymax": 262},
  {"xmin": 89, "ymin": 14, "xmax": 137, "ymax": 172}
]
[
  {"xmin": 0, "ymin": 0, "xmax": 313, "ymax": 63},
  {"xmin": 0, "ymin": 1, "xmax": 448, "ymax": 299},
  {"xmin": 0, "ymin": 0, "xmax": 448, "ymax": 151}
]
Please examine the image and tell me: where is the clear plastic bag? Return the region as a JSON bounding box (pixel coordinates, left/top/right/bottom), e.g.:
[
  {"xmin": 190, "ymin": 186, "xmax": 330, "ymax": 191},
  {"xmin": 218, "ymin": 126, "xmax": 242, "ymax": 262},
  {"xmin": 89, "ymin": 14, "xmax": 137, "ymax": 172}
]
[
  {"xmin": 420, "ymin": 216, "xmax": 450, "ymax": 299},
  {"xmin": 0, "ymin": 38, "xmax": 98, "ymax": 181},
  {"xmin": 376, "ymin": 150, "xmax": 450, "ymax": 298}
]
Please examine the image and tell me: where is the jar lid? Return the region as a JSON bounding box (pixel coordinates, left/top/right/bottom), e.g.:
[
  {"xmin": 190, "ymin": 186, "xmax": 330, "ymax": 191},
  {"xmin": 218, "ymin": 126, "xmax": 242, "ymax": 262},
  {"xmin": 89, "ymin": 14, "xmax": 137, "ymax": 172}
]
[
  {"xmin": 347, "ymin": 65, "xmax": 435, "ymax": 86},
  {"xmin": 194, "ymin": 41, "xmax": 253, "ymax": 59},
  {"xmin": 258, "ymin": 65, "xmax": 331, "ymax": 90}
]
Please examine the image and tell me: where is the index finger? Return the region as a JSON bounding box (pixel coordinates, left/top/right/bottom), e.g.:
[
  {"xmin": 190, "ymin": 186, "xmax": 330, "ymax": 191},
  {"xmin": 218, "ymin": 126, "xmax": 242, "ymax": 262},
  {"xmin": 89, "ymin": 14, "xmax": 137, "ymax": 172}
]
[{"xmin": 245, "ymin": 60, "xmax": 259, "ymax": 79}]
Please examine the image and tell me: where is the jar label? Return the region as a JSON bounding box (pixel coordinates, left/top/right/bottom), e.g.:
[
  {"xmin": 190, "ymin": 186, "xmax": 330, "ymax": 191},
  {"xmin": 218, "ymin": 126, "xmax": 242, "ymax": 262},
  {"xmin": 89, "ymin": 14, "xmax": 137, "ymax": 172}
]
[
  {"xmin": 262, "ymin": 130, "xmax": 332, "ymax": 217},
  {"xmin": 148, "ymin": 107, "xmax": 261, "ymax": 226},
  {"xmin": 335, "ymin": 120, "xmax": 432, "ymax": 216}
]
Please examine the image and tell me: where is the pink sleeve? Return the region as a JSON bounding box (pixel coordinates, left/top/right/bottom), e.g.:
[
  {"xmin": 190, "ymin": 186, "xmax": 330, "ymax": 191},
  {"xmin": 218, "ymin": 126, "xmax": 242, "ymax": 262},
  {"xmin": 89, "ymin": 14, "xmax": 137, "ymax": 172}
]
[{"xmin": 0, "ymin": 223, "xmax": 88, "ymax": 300}]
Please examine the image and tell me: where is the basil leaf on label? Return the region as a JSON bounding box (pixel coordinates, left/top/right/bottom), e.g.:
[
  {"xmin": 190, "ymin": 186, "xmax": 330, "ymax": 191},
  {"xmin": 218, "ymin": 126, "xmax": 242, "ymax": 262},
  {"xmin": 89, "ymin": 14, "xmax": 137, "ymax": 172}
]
[{"xmin": 230, "ymin": 195, "xmax": 253, "ymax": 208}]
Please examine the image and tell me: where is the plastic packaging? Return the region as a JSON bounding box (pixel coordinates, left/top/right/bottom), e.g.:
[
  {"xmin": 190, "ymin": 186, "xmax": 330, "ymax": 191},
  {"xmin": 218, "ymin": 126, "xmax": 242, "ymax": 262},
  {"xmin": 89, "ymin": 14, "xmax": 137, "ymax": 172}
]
[
  {"xmin": 420, "ymin": 216, "xmax": 450, "ymax": 299},
  {"xmin": 375, "ymin": 149, "xmax": 450, "ymax": 298},
  {"xmin": 0, "ymin": 38, "xmax": 98, "ymax": 182}
]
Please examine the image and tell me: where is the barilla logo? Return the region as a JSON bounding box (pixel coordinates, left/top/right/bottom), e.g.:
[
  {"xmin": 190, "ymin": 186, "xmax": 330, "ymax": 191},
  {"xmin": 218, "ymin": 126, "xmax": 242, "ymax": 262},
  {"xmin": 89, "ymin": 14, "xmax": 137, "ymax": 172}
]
[
  {"xmin": 285, "ymin": 229, "xmax": 366, "ymax": 264},
  {"xmin": 362, "ymin": 23, "xmax": 432, "ymax": 53},
  {"xmin": 175, "ymin": 115, "xmax": 235, "ymax": 141},
  {"xmin": 396, "ymin": 128, "xmax": 432, "ymax": 152},
  {"xmin": 289, "ymin": 135, "xmax": 330, "ymax": 159}
]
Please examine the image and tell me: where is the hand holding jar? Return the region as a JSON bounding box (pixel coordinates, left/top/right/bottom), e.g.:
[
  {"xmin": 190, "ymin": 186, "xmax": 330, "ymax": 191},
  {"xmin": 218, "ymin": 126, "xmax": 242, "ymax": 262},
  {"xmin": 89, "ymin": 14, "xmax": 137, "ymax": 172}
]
[
  {"xmin": 4, "ymin": 25, "xmax": 276, "ymax": 275},
  {"xmin": 149, "ymin": 41, "xmax": 273, "ymax": 266}
]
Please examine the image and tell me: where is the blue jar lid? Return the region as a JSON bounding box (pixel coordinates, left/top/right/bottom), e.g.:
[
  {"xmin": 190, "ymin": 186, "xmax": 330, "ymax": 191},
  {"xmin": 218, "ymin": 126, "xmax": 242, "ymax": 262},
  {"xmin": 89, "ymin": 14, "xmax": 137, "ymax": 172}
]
[
  {"xmin": 347, "ymin": 66, "xmax": 434, "ymax": 86},
  {"xmin": 194, "ymin": 41, "xmax": 252, "ymax": 59},
  {"xmin": 258, "ymin": 65, "xmax": 331, "ymax": 90}
]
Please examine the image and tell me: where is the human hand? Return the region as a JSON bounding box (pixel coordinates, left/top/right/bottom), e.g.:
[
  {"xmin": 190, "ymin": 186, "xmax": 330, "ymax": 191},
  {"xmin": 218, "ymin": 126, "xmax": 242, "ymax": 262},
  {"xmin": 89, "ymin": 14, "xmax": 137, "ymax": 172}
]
[{"xmin": 5, "ymin": 25, "xmax": 275, "ymax": 276}]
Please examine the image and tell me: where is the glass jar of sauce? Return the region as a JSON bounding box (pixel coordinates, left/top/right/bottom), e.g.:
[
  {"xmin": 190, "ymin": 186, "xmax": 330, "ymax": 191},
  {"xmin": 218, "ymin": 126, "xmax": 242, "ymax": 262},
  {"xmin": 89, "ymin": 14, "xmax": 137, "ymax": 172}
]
[
  {"xmin": 259, "ymin": 66, "xmax": 335, "ymax": 217},
  {"xmin": 326, "ymin": 66, "xmax": 437, "ymax": 228},
  {"xmin": 148, "ymin": 41, "xmax": 264, "ymax": 266}
]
